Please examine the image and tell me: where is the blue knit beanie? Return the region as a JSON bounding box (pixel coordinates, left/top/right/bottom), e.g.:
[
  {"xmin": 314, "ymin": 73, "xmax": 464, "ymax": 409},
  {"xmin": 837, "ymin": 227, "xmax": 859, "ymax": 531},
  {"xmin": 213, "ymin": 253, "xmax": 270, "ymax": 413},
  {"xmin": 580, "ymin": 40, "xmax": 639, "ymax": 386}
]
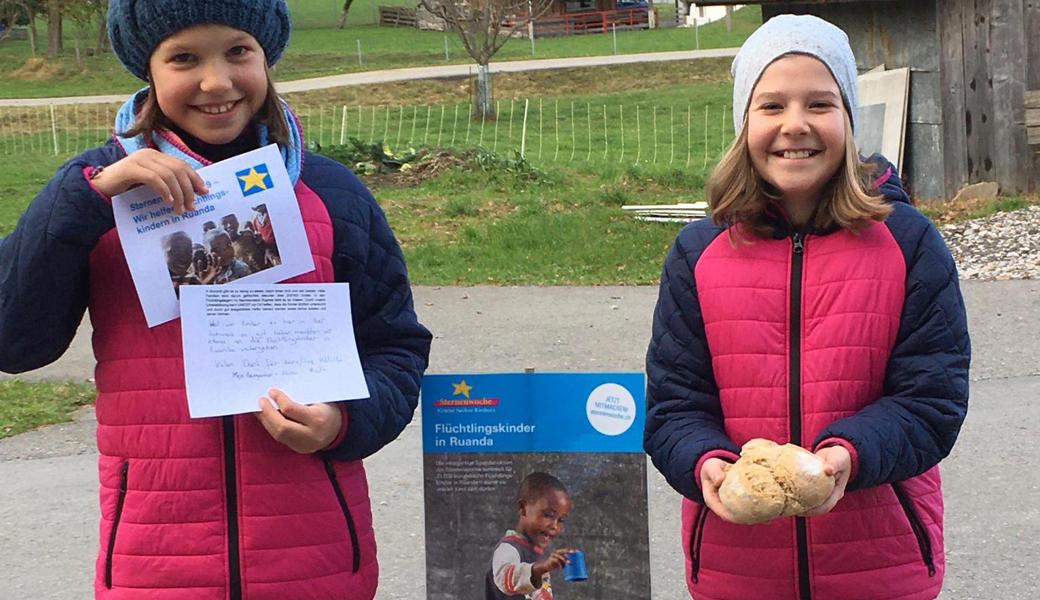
[
  {"xmin": 731, "ymin": 14, "xmax": 859, "ymax": 133},
  {"xmin": 108, "ymin": 0, "xmax": 292, "ymax": 81}
]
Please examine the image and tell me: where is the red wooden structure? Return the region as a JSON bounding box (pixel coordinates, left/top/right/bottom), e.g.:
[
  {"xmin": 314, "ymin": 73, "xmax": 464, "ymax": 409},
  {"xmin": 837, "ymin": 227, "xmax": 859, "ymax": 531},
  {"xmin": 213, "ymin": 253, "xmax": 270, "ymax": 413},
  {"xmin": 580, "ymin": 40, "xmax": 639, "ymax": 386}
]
[{"xmin": 511, "ymin": 1, "xmax": 657, "ymax": 37}]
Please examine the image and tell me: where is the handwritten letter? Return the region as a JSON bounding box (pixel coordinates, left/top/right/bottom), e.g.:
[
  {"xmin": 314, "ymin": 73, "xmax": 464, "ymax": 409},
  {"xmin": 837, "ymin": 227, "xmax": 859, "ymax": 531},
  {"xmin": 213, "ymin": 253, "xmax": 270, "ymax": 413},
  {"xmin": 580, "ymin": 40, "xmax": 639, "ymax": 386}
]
[{"xmin": 181, "ymin": 284, "xmax": 369, "ymax": 418}]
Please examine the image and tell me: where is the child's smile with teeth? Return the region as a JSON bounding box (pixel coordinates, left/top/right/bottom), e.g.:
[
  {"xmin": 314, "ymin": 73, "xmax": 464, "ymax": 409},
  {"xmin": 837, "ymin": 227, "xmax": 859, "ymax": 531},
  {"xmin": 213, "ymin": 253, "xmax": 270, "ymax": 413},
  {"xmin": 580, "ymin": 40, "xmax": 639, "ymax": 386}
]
[{"xmin": 195, "ymin": 101, "xmax": 239, "ymax": 115}]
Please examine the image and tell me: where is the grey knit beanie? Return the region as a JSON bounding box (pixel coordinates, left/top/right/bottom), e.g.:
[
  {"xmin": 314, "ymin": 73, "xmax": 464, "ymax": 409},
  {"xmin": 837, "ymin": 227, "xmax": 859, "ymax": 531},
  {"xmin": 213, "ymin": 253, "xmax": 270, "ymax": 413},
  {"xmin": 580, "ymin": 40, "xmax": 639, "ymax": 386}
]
[
  {"xmin": 731, "ymin": 14, "xmax": 859, "ymax": 133},
  {"xmin": 108, "ymin": 0, "xmax": 292, "ymax": 81}
]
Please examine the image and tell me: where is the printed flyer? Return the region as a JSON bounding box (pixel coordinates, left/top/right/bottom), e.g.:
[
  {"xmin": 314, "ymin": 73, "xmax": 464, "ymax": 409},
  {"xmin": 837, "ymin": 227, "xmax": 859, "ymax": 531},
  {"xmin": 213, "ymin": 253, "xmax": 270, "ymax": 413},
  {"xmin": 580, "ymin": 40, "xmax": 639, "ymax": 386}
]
[
  {"xmin": 421, "ymin": 372, "xmax": 650, "ymax": 600},
  {"xmin": 112, "ymin": 144, "xmax": 314, "ymax": 327}
]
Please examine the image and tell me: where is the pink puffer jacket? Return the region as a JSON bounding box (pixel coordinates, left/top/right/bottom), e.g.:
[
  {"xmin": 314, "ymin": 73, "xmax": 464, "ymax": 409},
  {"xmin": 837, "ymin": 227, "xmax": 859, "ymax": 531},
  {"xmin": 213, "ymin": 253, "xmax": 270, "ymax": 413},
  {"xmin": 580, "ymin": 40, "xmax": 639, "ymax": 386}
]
[
  {"xmin": 680, "ymin": 222, "xmax": 944, "ymax": 600},
  {"xmin": 90, "ymin": 181, "xmax": 376, "ymax": 600}
]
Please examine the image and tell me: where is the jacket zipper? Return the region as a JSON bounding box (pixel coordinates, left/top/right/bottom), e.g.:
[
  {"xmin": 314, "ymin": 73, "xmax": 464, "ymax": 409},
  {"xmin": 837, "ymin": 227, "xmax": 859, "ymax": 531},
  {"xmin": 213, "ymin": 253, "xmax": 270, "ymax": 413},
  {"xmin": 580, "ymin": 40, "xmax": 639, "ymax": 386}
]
[
  {"xmin": 223, "ymin": 416, "xmax": 243, "ymax": 600},
  {"xmin": 892, "ymin": 482, "xmax": 937, "ymax": 576},
  {"xmin": 323, "ymin": 456, "xmax": 362, "ymax": 573},
  {"xmin": 104, "ymin": 461, "xmax": 130, "ymax": 589},
  {"xmin": 689, "ymin": 503, "xmax": 710, "ymax": 583},
  {"xmin": 789, "ymin": 232, "xmax": 812, "ymax": 600}
]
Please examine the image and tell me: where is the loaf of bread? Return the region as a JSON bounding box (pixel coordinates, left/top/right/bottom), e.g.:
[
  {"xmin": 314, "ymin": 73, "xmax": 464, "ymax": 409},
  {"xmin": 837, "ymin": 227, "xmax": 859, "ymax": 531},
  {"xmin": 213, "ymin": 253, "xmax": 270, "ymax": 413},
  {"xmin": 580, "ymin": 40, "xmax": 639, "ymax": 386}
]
[{"xmin": 718, "ymin": 438, "xmax": 835, "ymax": 524}]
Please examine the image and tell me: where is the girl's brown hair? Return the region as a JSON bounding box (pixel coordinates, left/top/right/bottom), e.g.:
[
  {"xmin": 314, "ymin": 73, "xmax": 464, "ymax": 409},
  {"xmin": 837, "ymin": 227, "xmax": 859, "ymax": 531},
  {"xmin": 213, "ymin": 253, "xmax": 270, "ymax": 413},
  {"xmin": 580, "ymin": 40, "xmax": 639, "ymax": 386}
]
[
  {"xmin": 707, "ymin": 111, "xmax": 892, "ymax": 240},
  {"xmin": 118, "ymin": 69, "xmax": 291, "ymax": 148}
]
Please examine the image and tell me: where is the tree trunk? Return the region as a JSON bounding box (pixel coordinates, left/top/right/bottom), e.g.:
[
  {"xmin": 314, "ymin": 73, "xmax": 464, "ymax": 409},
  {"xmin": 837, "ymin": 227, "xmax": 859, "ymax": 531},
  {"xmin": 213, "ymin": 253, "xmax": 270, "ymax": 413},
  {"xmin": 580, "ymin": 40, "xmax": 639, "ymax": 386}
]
[
  {"xmin": 46, "ymin": 0, "xmax": 61, "ymax": 57},
  {"xmin": 338, "ymin": 0, "xmax": 354, "ymax": 29},
  {"xmin": 96, "ymin": 11, "xmax": 109, "ymax": 52},
  {"xmin": 474, "ymin": 63, "xmax": 494, "ymax": 119},
  {"xmin": 725, "ymin": 6, "xmax": 733, "ymax": 33}
]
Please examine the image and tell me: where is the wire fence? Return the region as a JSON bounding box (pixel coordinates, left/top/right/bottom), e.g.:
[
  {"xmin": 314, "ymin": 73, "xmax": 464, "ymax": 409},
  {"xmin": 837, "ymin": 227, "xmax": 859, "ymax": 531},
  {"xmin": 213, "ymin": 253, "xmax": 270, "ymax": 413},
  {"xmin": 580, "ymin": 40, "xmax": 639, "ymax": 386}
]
[{"xmin": 0, "ymin": 99, "xmax": 737, "ymax": 170}]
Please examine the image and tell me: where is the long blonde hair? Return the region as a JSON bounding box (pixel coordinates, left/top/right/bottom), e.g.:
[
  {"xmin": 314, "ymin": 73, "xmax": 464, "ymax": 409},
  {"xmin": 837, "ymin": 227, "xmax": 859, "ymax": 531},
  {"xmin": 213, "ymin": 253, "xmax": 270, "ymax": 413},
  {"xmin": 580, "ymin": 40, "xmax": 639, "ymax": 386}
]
[{"xmin": 708, "ymin": 111, "xmax": 891, "ymax": 240}]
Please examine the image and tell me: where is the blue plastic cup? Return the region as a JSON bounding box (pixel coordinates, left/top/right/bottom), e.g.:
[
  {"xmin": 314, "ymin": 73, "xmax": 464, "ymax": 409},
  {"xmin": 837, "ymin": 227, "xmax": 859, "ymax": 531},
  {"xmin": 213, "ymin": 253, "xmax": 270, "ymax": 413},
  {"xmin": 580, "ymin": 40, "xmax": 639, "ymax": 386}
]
[{"xmin": 563, "ymin": 550, "xmax": 588, "ymax": 582}]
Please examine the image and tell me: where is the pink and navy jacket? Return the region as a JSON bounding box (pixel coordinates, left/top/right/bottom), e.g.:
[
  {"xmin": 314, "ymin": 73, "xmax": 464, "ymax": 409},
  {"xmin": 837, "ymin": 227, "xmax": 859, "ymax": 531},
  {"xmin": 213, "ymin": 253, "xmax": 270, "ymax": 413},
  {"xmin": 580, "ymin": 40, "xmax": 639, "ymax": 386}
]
[
  {"xmin": 0, "ymin": 141, "xmax": 431, "ymax": 599},
  {"xmin": 644, "ymin": 162, "xmax": 970, "ymax": 600}
]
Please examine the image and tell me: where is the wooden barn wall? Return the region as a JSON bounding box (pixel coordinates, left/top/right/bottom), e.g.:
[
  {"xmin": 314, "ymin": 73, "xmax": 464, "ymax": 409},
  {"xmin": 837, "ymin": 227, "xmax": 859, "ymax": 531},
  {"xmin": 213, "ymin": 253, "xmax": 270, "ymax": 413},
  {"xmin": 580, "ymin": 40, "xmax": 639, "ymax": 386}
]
[
  {"xmin": 946, "ymin": 0, "xmax": 1036, "ymax": 195},
  {"xmin": 1026, "ymin": 0, "xmax": 1040, "ymax": 191},
  {"xmin": 762, "ymin": 2, "xmax": 946, "ymax": 198}
]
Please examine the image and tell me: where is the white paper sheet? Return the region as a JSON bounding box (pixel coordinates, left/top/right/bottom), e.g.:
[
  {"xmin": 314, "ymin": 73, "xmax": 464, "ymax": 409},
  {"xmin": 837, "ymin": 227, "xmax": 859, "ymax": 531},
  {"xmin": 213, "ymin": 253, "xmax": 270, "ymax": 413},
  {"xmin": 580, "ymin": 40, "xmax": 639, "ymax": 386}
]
[
  {"xmin": 112, "ymin": 144, "xmax": 315, "ymax": 327},
  {"xmin": 180, "ymin": 284, "xmax": 370, "ymax": 418}
]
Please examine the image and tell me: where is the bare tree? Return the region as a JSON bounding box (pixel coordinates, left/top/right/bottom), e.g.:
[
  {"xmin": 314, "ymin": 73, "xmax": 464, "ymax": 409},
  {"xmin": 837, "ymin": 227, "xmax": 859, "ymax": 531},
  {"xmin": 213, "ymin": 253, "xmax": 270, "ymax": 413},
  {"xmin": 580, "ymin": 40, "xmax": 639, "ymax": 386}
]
[
  {"xmin": 0, "ymin": 0, "xmax": 38, "ymax": 56},
  {"xmin": 419, "ymin": 0, "xmax": 554, "ymax": 119},
  {"xmin": 337, "ymin": 0, "xmax": 355, "ymax": 29}
]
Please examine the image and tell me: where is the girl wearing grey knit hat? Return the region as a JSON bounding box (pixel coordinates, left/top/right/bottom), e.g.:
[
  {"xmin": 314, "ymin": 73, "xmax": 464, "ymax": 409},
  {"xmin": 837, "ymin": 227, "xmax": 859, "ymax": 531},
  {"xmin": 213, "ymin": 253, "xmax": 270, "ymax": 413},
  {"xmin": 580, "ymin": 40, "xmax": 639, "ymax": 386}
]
[
  {"xmin": 0, "ymin": 2, "xmax": 432, "ymax": 599},
  {"xmin": 645, "ymin": 13, "xmax": 968, "ymax": 600}
]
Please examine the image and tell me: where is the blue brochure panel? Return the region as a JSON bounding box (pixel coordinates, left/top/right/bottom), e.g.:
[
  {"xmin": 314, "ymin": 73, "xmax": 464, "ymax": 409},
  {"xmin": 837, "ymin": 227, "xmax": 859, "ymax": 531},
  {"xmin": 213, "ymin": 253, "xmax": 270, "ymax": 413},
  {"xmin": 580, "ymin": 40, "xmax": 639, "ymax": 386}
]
[{"xmin": 421, "ymin": 372, "xmax": 651, "ymax": 600}]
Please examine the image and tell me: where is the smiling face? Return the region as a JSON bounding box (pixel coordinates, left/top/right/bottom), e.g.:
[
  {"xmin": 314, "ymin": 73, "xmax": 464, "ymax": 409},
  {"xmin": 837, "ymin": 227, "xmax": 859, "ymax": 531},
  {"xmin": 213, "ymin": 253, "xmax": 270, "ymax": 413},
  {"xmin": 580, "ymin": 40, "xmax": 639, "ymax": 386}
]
[
  {"xmin": 148, "ymin": 24, "xmax": 268, "ymax": 145},
  {"xmin": 517, "ymin": 489, "xmax": 572, "ymax": 549},
  {"xmin": 747, "ymin": 54, "xmax": 847, "ymax": 224}
]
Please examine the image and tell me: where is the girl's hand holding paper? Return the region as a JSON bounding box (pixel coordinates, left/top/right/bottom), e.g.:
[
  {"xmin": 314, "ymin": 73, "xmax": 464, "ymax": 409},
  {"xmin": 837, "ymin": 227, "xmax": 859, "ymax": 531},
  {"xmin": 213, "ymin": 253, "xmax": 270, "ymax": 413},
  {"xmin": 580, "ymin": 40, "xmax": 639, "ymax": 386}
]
[
  {"xmin": 256, "ymin": 388, "xmax": 343, "ymax": 454},
  {"xmin": 92, "ymin": 148, "xmax": 208, "ymax": 214}
]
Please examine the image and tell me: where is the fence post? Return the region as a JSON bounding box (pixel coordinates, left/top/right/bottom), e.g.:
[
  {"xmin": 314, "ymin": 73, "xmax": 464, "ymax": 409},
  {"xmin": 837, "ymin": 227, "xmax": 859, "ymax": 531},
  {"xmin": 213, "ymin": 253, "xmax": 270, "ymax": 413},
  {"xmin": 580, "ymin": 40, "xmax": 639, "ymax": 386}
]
[
  {"xmin": 635, "ymin": 105, "xmax": 641, "ymax": 164},
  {"xmin": 720, "ymin": 105, "xmax": 727, "ymax": 153},
  {"xmin": 603, "ymin": 104, "xmax": 609, "ymax": 160},
  {"xmin": 396, "ymin": 105, "xmax": 405, "ymax": 147},
  {"xmin": 452, "ymin": 103, "xmax": 460, "ymax": 146},
  {"xmin": 493, "ymin": 100, "xmax": 500, "ymax": 152},
  {"xmin": 340, "ymin": 105, "xmax": 348, "ymax": 144},
  {"xmin": 383, "ymin": 105, "xmax": 390, "ymax": 143},
  {"xmin": 444, "ymin": 36, "xmax": 450, "ymax": 61},
  {"xmin": 438, "ymin": 105, "xmax": 446, "ymax": 147},
  {"xmin": 553, "ymin": 99, "xmax": 560, "ymax": 161},
  {"xmin": 612, "ymin": 24, "xmax": 617, "ymax": 54},
  {"xmin": 585, "ymin": 102, "xmax": 592, "ymax": 162},
  {"xmin": 49, "ymin": 105, "xmax": 59, "ymax": 157},
  {"xmin": 520, "ymin": 98, "xmax": 530, "ymax": 158},
  {"xmin": 424, "ymin": 105, "xmax": 432, "ymax": 145},
  {"xmin": 619, "ymin": 104, "xmax": 625, "ymax": 164},
  {"xmin": 357, "ymin": 40, "xmax": 363, "ymax": 66},
  {"xmin": 369, "ymin": 105, "xmax": 376, "ymax": 142},
  {"xmin": 703, "ymin": 105, "xmax": 709, "ymax": 169},
  {"xmin": 669, "ymin": 105, "xmax": 674, "ymax": 165},
  {"xmin": 570, "ymin": 101, "xmax": 576, "ymax": 161},
  {"xmin": 652, "ymin": 106, "xmax": 658, "ymax": 164},
  {"xmin": 538, "ymin": 98, "xmax": 543, "ymax": 160}
]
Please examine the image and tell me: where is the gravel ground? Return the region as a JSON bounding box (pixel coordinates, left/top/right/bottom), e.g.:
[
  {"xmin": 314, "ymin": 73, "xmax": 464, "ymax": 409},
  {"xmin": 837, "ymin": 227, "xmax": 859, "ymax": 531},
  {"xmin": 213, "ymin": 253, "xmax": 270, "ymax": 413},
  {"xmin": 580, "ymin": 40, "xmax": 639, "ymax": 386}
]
[{"xmin": 940, "ymin": 205, "xmax": 1040, "ymax": 281}]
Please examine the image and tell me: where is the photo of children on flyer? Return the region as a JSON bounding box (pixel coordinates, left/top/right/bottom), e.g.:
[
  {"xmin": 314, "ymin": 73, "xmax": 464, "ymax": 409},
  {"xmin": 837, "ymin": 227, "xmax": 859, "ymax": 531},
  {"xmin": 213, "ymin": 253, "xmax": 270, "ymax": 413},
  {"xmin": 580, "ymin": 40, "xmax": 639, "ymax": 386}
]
[{"xmin": 162, "ymin": 204, "xmax": 280, "ymax": 294}]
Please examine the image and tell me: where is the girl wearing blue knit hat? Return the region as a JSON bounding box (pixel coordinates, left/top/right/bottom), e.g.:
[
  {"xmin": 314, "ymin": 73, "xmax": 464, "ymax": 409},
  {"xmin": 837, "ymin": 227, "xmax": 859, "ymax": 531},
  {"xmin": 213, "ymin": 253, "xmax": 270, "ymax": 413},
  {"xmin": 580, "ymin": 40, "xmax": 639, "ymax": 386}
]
[
  {"xmin": 644, "ymin": 14, "xmax": 969, "ymax": 600},
  {"xmin": 0, "ymin": 1, "xmax": 431, "ymax": 599}
]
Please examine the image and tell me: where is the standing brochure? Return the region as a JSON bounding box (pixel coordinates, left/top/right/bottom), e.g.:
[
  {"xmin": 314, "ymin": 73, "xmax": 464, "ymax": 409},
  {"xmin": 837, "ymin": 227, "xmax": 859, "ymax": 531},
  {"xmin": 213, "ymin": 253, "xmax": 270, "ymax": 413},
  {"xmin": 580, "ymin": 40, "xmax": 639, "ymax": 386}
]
[
  {"xmin": 112, "ymin": 144, "xmax": 314, "ymax": 327},
  {"xmin": 179, "ymin": 283, "xmax": 369, "ymax": 418},
  {"xmin": 421, "ymin": 372, "xmax": 651, "ymax": 600}
]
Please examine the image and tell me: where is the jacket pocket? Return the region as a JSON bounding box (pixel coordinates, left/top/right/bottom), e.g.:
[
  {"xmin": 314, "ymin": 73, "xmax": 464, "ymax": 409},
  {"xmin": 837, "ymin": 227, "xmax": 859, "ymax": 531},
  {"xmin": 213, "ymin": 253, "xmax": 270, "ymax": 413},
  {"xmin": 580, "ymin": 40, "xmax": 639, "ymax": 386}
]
[
  {"xmin": 892, "ymin": 482, "xmax": 936, "ymax": 577},
  {"xmin": 105, "ymin": 461, "xmax": 130, "ymax": 589},
  {"xmin": 689, "ymin": 503, "xmax": 710, "ymax": 584},
  {"xmin": 322, "ymin": 456, "xmax": 361, "ymax": 573}
]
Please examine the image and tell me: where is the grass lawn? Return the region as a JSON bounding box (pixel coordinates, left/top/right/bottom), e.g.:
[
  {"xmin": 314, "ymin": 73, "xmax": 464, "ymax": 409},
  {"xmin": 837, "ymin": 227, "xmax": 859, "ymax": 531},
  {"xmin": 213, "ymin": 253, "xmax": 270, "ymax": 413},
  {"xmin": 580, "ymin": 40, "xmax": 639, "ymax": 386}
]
[
  {"xmin": 0, "ymin": 5, "xmax": 760, "ymax": 99},
  {"xmin": 0, "ymin": 380, "xmax": 96, "ymax": 439}
]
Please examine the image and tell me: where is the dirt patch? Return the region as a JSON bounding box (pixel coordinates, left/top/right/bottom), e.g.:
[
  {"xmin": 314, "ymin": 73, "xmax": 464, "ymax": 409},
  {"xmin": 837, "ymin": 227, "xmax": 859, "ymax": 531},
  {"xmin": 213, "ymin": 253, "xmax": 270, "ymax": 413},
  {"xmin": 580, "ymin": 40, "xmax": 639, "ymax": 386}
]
[
  {"xmin": 284, "ymin": 58, "xmax": 732, "ymax": 109},
  {"xmin": 10, "ymin": 58, "xmax": 62, "ymax": 80},
  {"xmin": 362, "ymin": 150, "xmax": 468, "ymax": 189}
]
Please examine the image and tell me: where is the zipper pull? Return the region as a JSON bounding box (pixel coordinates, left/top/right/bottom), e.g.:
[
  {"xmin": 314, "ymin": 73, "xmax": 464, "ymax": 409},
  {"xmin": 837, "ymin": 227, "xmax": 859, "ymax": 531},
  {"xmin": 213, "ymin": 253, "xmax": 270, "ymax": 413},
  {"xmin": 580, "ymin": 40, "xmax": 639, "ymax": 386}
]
[{"xmin": 792, "ymin": 232, "xmax": 804, "ymax": 254}]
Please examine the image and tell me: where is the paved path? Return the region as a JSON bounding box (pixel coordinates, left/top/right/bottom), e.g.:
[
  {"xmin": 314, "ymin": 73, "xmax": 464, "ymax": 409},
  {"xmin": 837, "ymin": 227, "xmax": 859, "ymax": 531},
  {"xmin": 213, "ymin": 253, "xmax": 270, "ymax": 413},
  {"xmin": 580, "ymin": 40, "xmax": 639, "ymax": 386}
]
[
  {"xmin": 0, "ymin": 48, "xmax": 739, "ymax": 107},
  {"xmin": 2, "ymin": 282, "xmax": 1038, "ymax": 599}
]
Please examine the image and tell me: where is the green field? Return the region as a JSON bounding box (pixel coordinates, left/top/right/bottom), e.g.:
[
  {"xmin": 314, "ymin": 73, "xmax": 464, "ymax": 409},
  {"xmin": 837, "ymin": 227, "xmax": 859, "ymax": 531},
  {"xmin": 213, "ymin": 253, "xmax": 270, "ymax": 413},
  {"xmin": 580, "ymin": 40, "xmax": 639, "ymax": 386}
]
[{"xmin": 0, "ymin": 5, "xmax": 760, "ymax": 98}]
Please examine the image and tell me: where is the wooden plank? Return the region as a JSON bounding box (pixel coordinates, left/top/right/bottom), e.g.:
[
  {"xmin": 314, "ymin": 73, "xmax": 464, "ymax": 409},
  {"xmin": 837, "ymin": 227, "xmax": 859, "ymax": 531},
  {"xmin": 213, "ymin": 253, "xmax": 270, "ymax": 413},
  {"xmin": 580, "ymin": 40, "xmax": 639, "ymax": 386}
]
[
  {"xmin": 989, "ymin": 0, "xmax": 1030, "ymax": 192},
  {"xmin": 1027, "ymin": 1, "xmax": 1040, "ymax": 191},
  {"xmin": 1027, "ymin": 108, "xmax": 1040, "ymax": 126},
  {"xmin": 1027, "ymin": 90, "xmax": 1040, "ymax": 109},
  {"xmin": 939, "ymin": 0, "xmax": 968, "ymax": 198},
  {"xmin": 1029, "ymin": 126, "xmax": 1040, "ymax": 146},
  {"xmin": 961, "ymin": 0, "xmax": 996, "ymax": 183}
]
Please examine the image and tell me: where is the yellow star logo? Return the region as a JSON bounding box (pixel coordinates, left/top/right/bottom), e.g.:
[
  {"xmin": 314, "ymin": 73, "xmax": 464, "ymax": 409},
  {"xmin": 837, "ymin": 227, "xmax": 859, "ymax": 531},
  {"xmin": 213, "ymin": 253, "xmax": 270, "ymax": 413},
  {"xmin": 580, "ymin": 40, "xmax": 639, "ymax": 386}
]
[
  {"xmin": 452, "ymin": 379, "xmax": 472, "ymax": 399},
  {"xmin": 238, "ymin": 167, "xmax": 270, "ymax": 193}
]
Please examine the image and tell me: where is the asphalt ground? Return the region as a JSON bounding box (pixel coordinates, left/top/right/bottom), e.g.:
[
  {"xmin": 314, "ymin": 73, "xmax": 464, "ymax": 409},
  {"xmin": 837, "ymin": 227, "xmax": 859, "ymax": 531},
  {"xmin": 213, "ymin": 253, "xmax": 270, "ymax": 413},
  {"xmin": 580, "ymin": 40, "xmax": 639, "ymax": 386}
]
[{"xmin": 1, "ymin": 282, "xmax": 1038, "ymax": 599}]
